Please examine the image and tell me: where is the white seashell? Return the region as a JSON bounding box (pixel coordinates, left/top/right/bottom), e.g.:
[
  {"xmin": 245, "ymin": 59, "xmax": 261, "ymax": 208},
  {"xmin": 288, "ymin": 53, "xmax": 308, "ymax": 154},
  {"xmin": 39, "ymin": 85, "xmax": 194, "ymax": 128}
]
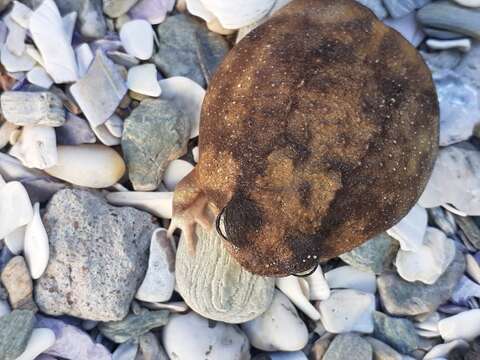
[
  {"xmin": 15, "ymin": 328, "xmax": 56, "ymax": 360},
  {"xmin": 29, "ymin": 0, "xmax": 78, "ymax": 83},
  {"xmin": 75, "ymin": 43, "xmax": 94, "ymax": 78},
  {"xmin": 119, "ymin": 20, "xmax": 154, "ymax": 60},
  {"xmin": 276, "ymin": 276, "xmax": 321, "ymax": 321},
  {"xmin": 438, "ymin": 309, "xmax": 480, "ymax": 342},
  {"xmin": 10, "ymin": 125, "xmax": 58, "ymax": 170},
  {"xmin": 325, "ymin": 265, "xmax": 376, "ymax": 293},
  {"xmin": 62, "ymin": 12, "xmax": 77, "ymax": 44},
  {"xmin": 27, "ymin": 66, "xmax": 53, "ymax": 89},
  {"xmin": 129, "ymin": 0, "xmax": 176, "ymax": 25},
  {"xmin": 162, "ymin": 160, "xmax": 194, "ymax": 191},
  {"xmin": 105, "ymin": 114, "xmax": 124, "ymax": 138},
  {"xmin": 10, "ymin": 1, "xmax": 33, "ymax": 29},
  {"xmin": 0, "ymin": 300, "xmax": 10, "ymax": 318},
  {"xmin": 92, "ymin": 123, "xmax": 121, "ymax": 146},
  {"xmin": 24, "ymin": 202, "xmax": 49, "ymax": 279},
  {"xmin": 135, "ymin": 228, "xmax": 176, "ymax": 303},
  {"xmin": 466, "ymin": 254, "xmax": 480, "ymax": 284},
  {"xmin": 159, "ymin": 76, "xmax": 206, "ymax": 139},
  {"xmin": 452, "ymin": 0, "xmax": 480, "ymax": 7},
  {"xmin": 0, "ymin": 46, "xmax": 36, "ymax": 72},
  {"xmin": 127, "ymin": 64, "xmax": 161, "ymax": 97},
  {"xmin": 186, "ymin": 0, "xmax": 216, "ymax": 23},
  {"xmin": 427, "ymin": 38, "xmax": 472, "ymax": 52},
  {"xmin": 106, "ymin": 191, "xmax": 173, "ymax": 218},
  {"xmin": 4, "ymin": 225, "xmax": 26, "ymax": 254},
  {"xmin": 5, "ymin": 14, "xmax": 26, "ymax": 56},
  {"xmin": 305, "ymin": 266, "xmax": 330, "ymax": 301},
  {"xmin": 0, "ymin": 181, "xmax": 33, "ymax": 243},
  {"xmin": 424, "ymin": 339, "xmax": 469, "ymax": 360},
  {"xmin": 387, "ymin": 204, "xmax": 427, "ymax": 251},
  {"xmin": 192, "ymin": 146, "xmax": 199, "ymax": 163},
  {"xmin": 0, "ymin": 121, "xmax": 19, "ymax": 150},
  {"xmin": 44, "ymin": 145, "xmax": 126, "ymax": 188},
  {"xmin": 112, "ymin": 341, "xmax": 138, "ymax": 360}
]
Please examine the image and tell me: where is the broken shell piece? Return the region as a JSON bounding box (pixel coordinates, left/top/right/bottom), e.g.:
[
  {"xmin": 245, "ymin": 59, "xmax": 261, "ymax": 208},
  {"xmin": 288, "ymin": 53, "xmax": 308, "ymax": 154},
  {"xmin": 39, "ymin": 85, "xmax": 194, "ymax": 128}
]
[
  {"xmin": 56, "ymin": 113, "xmax": 96, "ymax": 145},
  {"xmin": 24, "ymin": 202, "xmax": 49, "ymax": 279},
  {"xmin": 0, "ymin": 121, "xmax": 19, "ymax": 150},
  {"xmin": 5, "ymin": 14, "xmax": 26, "ymax": 56},
  {"xmin": 107, "ymin": 51, "xmax": 140, "ymax": 68},
  {"xmin": 4, "ymin": 225, "xmax": 26, "ymax": 254},
  {"xmin": 75, "ymin": 43, "xmax": 94, "ymax": 78},
  {"xmin": 29, "ymin": 0, "xmax": 78, "ymax": 83},
  {"xmin": 0, "ymin": 181, "xmax": 33, "ymax": 239},
  {"xmin": 15, "ymin": 328, "xmax": 56, "ymax": 360},
  {"xmin": 10, "ymin": 125, "xmax": 58, "ymax": 169},
  {"xmin": 424, "ymin": 340, "xmax": 469, "ymax": 360},
  {"xmin": 325, "ymin": 265, "xmax": 376, "ymax": 293},
  {"xmin": 0, "ymin": 46, "xmax": 36, "ymax": 72},
  {"xmin": 305, "ymin": 266, "xmax": 330, "ymax": 301},
  {"xmin": 120, "ymin": 20, "xmax": 154, "ymax": 60},
  {"xmin": 92, "ymin": 123, "xmax": 121, "ymax": 146},
  {"xmin": 44, "ymin": 145, "xmax": 126, "ymax": 188},
  {"xmin": 10, "ymin": 1, "xmax": 33, "ymax": 29},
  {"xmin": 26, "ymin": 67, "xmax": 54, "ymax": 89},
  {"xmin": 276, "ymin": 276, "xmax": 321, "ymax": 321},
  {"xmin": 163, "ymin": 159, "xmax": 194, "ymax": 191},
  {"xmin": 106, "ymin": 191, "xmax": 173, "ymax": 219},
  {"xmin": 127, "ymin": 64, "xmax": 161, "ymax": 97},
  {"xmin": 25, "ymin": 44, "xmax": 45, "ymax": 68},
  {"xmin": 129, "ymin": 0, "xmax": 176, "ymax": 24},
  {"xmin": 387, "ymin": 204, "xmax": 427, "ymax": 251},
  {"xmin": 1, "ymin": 91, "xmax": 65, "ymax": 127}
]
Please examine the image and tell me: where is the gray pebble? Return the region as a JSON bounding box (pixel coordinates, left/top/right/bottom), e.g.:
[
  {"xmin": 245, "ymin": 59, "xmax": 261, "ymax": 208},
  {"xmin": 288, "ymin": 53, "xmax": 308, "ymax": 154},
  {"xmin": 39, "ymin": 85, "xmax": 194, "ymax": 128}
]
[
  {"xmin": 0, "ymin": 310, "xmax": 35, "ymax": 360},
  {"xmin": 373, "ymin": 311, "xmax": 419, "ymax": 354},
  {"xmin": 323, "ymin": 334, "xmax": 373, "ymax": 360},
  {"xmin": 422, "ymin": 27, "xmax": 466, "ymax": 40},
  {"xmin": 455, "ymin": 215, "xmax": 480, "ymax": 250}
]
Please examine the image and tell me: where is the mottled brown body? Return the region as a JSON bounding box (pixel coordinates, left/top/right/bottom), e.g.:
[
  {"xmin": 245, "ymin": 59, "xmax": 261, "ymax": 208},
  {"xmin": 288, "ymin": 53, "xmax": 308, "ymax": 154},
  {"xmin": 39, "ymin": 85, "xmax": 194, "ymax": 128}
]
[{"xmin": 173, "ymin": 0, "xmax": 439, "ymax": 276}]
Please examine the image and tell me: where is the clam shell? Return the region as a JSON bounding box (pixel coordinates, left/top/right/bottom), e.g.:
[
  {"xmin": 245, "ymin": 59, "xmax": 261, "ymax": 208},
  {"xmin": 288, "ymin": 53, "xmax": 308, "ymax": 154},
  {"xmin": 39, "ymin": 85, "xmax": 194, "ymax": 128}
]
[
  {"xmin": 24, "ymin": 202, "xmax": 49, "ymax": 279},
  {"xmin": 106, "ymin": 191, "xmax": 173, "ymax": 219}
]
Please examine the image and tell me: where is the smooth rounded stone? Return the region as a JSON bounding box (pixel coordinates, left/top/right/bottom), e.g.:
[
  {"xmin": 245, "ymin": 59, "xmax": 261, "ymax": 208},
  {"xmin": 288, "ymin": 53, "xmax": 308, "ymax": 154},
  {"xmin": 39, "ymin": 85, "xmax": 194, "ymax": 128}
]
[
  {"xmin": 23, "ymin": 203, "xmax": 49, "ymax": 280},
  {"xmin": 276, "ymin": 276, "xmax": 321, "ymax": 320},
  {"xmin": 373, "ymin": 311, "xmax": 419, "ymax": 354},
  {"xmin": 26, "ymin": 67, "xmax": 54, "ymax": 89},
  {"xmin": 383, "ymin": 12, "xmax": 425, "ymax": 47},
  {"xmin": 417, "ymin": 1, "xmax": 480, "ymax": 40},
  {"xmin": 92, "ymin": 122, "xmax": 121, "ymax": 146},
  {"xmin": 56, "ymin": 113, "xmax": 97, "ymax": 145},
  {"xmin": 122, "ymin": 98, "xmax": 191, "ymax": 191},
  {"xmin": 44, "ymin": 145, "xmax": 126, "ymax": 188},
  {"xmin": 439, "ymin": 310, "xmax": 480, "ymax": 341},
  {"xmin": 386, "ymin": 204, "xmax": 427, "ymax": 252},
  {"xmin": 355, "ymin": 0, "xmax": 388, "ymax": 19},
  {"xmin": 162, "ymin": 312, "xmax": 250, "ymax": 360},
  {"xmin": 340, "ymin": 232, "xmax": 399, "ymax": 274},
  {"xmin": 377, "ymin": 250, "xmax": 466, "ymax": 316},
  {"xmin": 395, "ymin": 227, "xmax": 456, "ymax": 285},
  {"xmin": 106, "ymin": 191, "xmax": 173, "ymax": 219},
  {"xmin": 176, "ymin": 225, "xmax": 274, "ymax": 323},
  {"xmin": 129, "ymin": 0, "xmax": 175, "ymax": 24},
  {"xmin": 112, "ymin": 341, "xmax": 138, "ymax": 360},
  {"xmin": 324, "ymin": 265, "xmax": 376, "ymax": 293},
  {"xmin": 423, "ymin": 27, "xmax": 465, "ymax": 40},
  {"xmin": 154, "ymin": 14, "xmax": 229, "ymax": 87},
  {"xmin": 137, "ymin": 332, "xmax": 169, "ymax": 360},
  {"xmin": 135, "ymin": 229, "xmax": 175, "ymax": 303},
  {"xmin": 318, "ymin": 289, "xmax": 375, "ymax": 334},
  {"xmin": 453, "ymin": 0, "xmax": 480, "ymax": 6},
  {"xmin": 34, "ymin": 189, "xmax": 157, "ymax": 321},
  {"xmin": 383, "ymin": 0, "xmax": 430, "ymax": 18},
  {"xmin": 99, "ymin": 309, "xmax": 169, "ymax": 343},
  {"xmin": 104, "ymin": 0, "xmax": 139, "ymax": 17},
  {"xmin": 424, "ymin": 339, "xmax": 469, "ymax": 359},
  {"xmin": 120, "ymin": 20, "xmax": 153, "ymax": 60},
  {"xmin": 36, "ymin": 315, "xmax": 111, "ymax": 360},
  {"xmin": 1, "ymin": 256, "xmax": 36, "ymax": 311},
  {"xmin": 0, "ymin": 181, "xmax": 33, "ymax": 239},
  {"xmin": 0, "ymin": 310, "xmax": 35, "ymax": 360},
  {"xmin": 427, "ymin": 38, "xmax": 472, "ymax": 52},
  {"xmin": 15, "ymin": 328, "xmax": 55, "ymax": 360},
  {"xmin": 419, "ymin": 144, "xmax": 480, "ymax": 216},
  {"xmin": 162, "ymin": 159, "xmax": 194, "ymax": 191},
  {"xmin": 241, "ymin": 290, "xmax": 308, "ymax": 352},
  {"xmin": 323, "ymin": 334, "xmax": 373, "ymax": 360},
  {"xmin": 365, "ymin": 337, "xmax": 402, "ymax": 360},
  {"xmin": 127, "ymin": 64, "xmax": 161, "ymax": 97}
]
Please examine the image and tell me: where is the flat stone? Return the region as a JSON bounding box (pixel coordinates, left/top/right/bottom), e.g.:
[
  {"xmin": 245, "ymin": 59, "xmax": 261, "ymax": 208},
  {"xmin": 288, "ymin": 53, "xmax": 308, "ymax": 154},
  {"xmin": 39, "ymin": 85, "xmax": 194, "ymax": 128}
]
[
  {"xmin": 1, "ymin": 256, "xmax": 36, "ymax": 311},
  {"xmin": 323, "ymin": 334, "xmax": 373, "ymax": 360},
  {"xmin": 55, "ymin": 0, "xmax": 107, "ymax": 38},
  {"xmin": 120, "ymin": 20, "xmax": 154, "ymax": 60},
  {"xmin": 365, "ymin": 337, "xmax": 402, "ymax": 360},
  {"xmin": 373, "ymin": 311, "xmax": 419, "ymax": 354},
  {"xmin": 377, "ymin": 250, "xmax": 465, "ymax": 316},
  {"xmin": 455, "ymin": 214, "xmax": 480, "ymax": 249},
  {"xmin": 154, "ymin": 13, "xmax": 229, "ymax": 87},
  {"xmin": 0, "ymin": 310, "xmax": 35, "ymax": 360},
  {"xmin": 355, "ymin": 0, "xmax": 388, "ymax": 19},
  {"xmin": 137, "ymin": 332, "xmax": 169, "ymax": 360},
  {"xmin": 325, "ymin": 265, "xmax": 376, "ymax": 293},
  {"xmin": 383, "ymin": 0, "xmax": 430, "ymax": 18},
  {"xmin": 34, "ymin": 189, "xmax": 157, "ymax": 321},
  {"xmin": 122, "ymin": 98, "xmax": 191, "ymax": 191}
]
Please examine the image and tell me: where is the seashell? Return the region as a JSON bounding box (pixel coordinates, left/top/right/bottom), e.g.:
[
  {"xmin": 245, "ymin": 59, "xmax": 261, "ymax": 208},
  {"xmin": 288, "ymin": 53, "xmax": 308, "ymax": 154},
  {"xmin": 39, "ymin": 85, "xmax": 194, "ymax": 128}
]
[
  {"xmin": 135, "ymin": 228, "xmax": 176, "ymax": 303},
  {"xmin": 24, "ymin": 202, "xmax": 49, "ymax": 279},
  {"xmin": 305, "ymin": 266, "xmax": 330, "ymax": 301},
  {"xmin": 325, "ymin": 265, "xmax": 376, "ymax": 293},
  {"xmin": 62, "ymin": 12, "xmax": 77, "ymax": 44},
  {"xmin": 0, "ymin": 46, "xmax": 36, "ymax": 73},
  {"xmin": 453, "ymin": 0, "xmax": 480, "ymax": 7},
  {"xmin": 75, "ymin": 43, "xmax": 94, "ymax": 78},
  {"xmin": 127, "ymin": 64, "xmax": 161, "ymax": 97},
  {"xmin": 92, "ymin": 123, "xmax": 121, "ymax": 146},
  {"xmin": 10, "ymin": 125, "xmax": 58, "ymax": 170},
  {"xmin": 192, "ymin": 146, "xmax": 199, "ymax": 163},
  {"xmin": 159, "ymin": 76, "xmax": 206, "ymax": 139},
  {"xmin": 26, "ymin": 67, "xmax": 53, "ymax": 89},
  {"xmin": 56, "ymin": 113, "xmax": 97, "ymax": 146},
  {"xmin": 427, "ymin": 38, "xmax": 472, "ymax": 52},
  {"xmin": 424, "ymin": 339, "xmax": 469, "ymax": 360},
  {"xmin": 10, "ymin": 1, "xmax": 33, "ymax": 29},
  {"xmin": 107, "ymin": 50, "xmax": 140, "ymax": 68},
  {"xmin": 162, "ymin": 159, "xmax": 194, "ymax": 191},
  {"xmin": 105, "ymin": 114, "xmax": 124, "ymax": 138},
  {"xmin": 176, "ymin": 225, "xmax": 275, "ymax": 323},
  {"xmin": 1, "ymin": 91, "xmax": 65, "ymax": 127},
  {"xmin": 4, "ymin": 225, "xmax": 26, "ymax": 255},
  {"xmin": 129, "ymin": 0, "xmax": 176, "ymax": 24},
  {"xmin": 5, "ymin": 14, "xmax": 26, "ymax": 56},
  {"xmin": 14, "ymin": 328, "xmax": 56, "ymax": 360},
  {"xmin": 70, "ymin": 50, "xmax": 127, "ymax": 128},
  {"xmin": 44, "ymin": 145, "xmax": 126, "ymax": 188},
  {"xmin": 207, "ymin": 17, "xmax": 236, "ymax": 35},
  {"xmin": 438, "ymin": 309, "xmax": 480, "ymax": 342},
  {"xmin": 186, "ymin": 0, "xmax": 216, "ymax": 23},
  {"xmin": 450, "ymin": 276, "xmax": 480, "ymax": 306},
  {"xmin": 276, "ymin": 276, "xmax": 321, "ymax": 321},
  {"xmin": 29, "ymin": 0, "xmax": 78, "ymax": 83},
  {"xmin": 119, "ymin": 20, "xmax": 154, "ymax": 60},
  {"xmin": 0, "ymin": 121, "xmax": 19, "ymax": 150},
  {"xmin": 0, "ymin": 181, "xmax": 33, "ymax": 239},
  {"xmin": 140, "ymin": 301, "xmax": 189, "ymax": 313},
  {"xmin": 466, "ymin": 254, "xmax": 480, "ymax": 284},
  {"xmin": 387, "ymin": 204, "xmax": 428, "ymax": 251},
  {"xmin": 106, "ymin": 191, "xmax": 173, "ymax": 219}
]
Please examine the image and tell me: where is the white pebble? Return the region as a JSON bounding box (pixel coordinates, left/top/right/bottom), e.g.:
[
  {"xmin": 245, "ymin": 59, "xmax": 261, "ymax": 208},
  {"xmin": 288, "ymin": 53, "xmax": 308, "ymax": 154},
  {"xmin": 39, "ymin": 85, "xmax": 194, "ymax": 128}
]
[
  {"xmin": 106, "ymin": 191, "xmax": 173, "ymax": 219},
  {"xmin": 27, "ymin": 66, "xmax": 53, "ymax": 89},
  {"xmin": 75, "ymin": 43, "xmax": 94, "ymax": 78},
  {"xmin": 325, "ymin": 265, "xmax": 376, "ymax": 293},
  {"xmin": 305, "ymin": 266, "xmax": 330, "ymax": 300},
  {"xmin": 0, "ymin": 181, "xmax": 33, "ymax": 239},
  {"xmin": 163, "ymin": 160, "xmax": 194, "ymax": 191},
  {"xmin": 24, "ymin": 202, "xmax": 49, "ymax": 279},
  {"xmin": 127, "ymin": 64, "xmax": 161, "ymax": 97},
  {"xmin": 192, "ymin": 146, "xmax": 199, "ymax": 163},
  {"xmin": 439, "ymin": 309, "xmax": 480, "ymax": 342},
  {"xmin": 15, "ymin": 328, "xmax": 56, "ymax": 360},
  {"xmin": 120, "ymin": 20, "xmax": 153, "ymax": 60}
]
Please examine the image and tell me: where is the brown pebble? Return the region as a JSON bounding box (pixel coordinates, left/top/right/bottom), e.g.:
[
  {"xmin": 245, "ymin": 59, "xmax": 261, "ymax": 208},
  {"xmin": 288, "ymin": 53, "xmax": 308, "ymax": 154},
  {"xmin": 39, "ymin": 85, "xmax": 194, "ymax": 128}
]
[{"xmin": 1, "ymin": 256, "xmax": 37, "ymax": 312}]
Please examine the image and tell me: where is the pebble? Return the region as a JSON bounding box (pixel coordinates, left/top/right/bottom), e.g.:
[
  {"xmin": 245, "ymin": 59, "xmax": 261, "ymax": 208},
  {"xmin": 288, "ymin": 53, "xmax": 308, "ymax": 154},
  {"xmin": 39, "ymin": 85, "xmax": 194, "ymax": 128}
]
[
  {"xmin": 137, "ymin": 331, "xmax": 169, "ymax": 360},
  {"xmin": 373, "ymin": 311, "xmax": 419, "ymax": 354},
  {"xmin": 14, "ymin": 328, "xmax": 55, "ymax": 360},
  {"xmin": 340, "ymin": 232, "xmax": 398, "ymax": 274},
  {"xmin": 162, "ymin": 159, "xmax": 194, "ymax": 190},
  {"xmin": 423, "ymin": 27, "xmax": 465, "ymax": 40},
  {"xmin": 92, "ymin": 122, "xmax": 121, "ymax": 146},
  {"xmin": 0, "ymin": 310, "xmax": 35, "ymax": 360},
  {"xmin": 23, "ymin": 202, "xmax": 49, "ymax": 279},
  {"xmin": 0, "ymin": 46, "xmax": 35, "ymax": 72},
  {"xmin": 176, "ymin": 226, "xmax": 275, "ymax": 323},
  {"xmin": 122, "ymin": 98, "xmax": 191, "ymax": 191},
  {"xmin": 34, "ymin": 189, "xmax": 157, "ymax": 321},
  {"xmin": 427, "ymin": 38, "xmax": 472, "ymax": 52},
  {"xmin": 429, "ymin": 207, "xmax": 457, "ymax": 237},
  {"xmin": 310, "ymin": 334, "xmax": 334, "ymax": 360},
  {"xmin": 56, "ymin": 113, "xmax": 97, "ymax": 145},
  {"xmin": 120, "ymin": 20, "xmax": 154, "ymax": 60},
  {"xmin": 154, "ymin": 13, "xmax": 229, "ymax": 87},
  {"xmin": 305, "ymin": 266, "xmax": 330, "ymax": 301},
  {"xmin": 135, "ymin": 228, "xmax": 175, "ymax": 303},
  {"xmin": 106, "ymin": 191, "xmax": 173, "ymax": 219},
  {"xmin": 383, "ymin": 0, "xmax": 430, "ymax": 18},
  {"xmin": 355, "ymin": 0, "xmax": 388, "ymax": 19},
  {"xmin": 162, "ymin": 312, "xmax": 251, "ymax": 360},
  {"xmin": 265, "ymin": 352, "xmax": 308, "ymax": 360},
  {"xmin": 387, "ymin": 204, "xmax": 427, "ymax": 252},
  {"xmin": 99, "ymin": 309, "xmax": 169, "ymax": 343},
  {"xmin": 104, "ymin": 0, "xmax": 139, "ymax": 18},
  {"xmin": 318, "ymin": 289, "xmax": 375, "ymax": 334},
  {"xmin": 112, "ymin": 341, "xmax": 138, "ymax": 360},
  {"xmin": 377, "ymin": 250, "xmax": 466, "ymax": 316},
  {"xmin": 453, "ymin": 0, "xmax": 480, "ymax": 6},
  {"xmin": 1, "ymin": 256, "xmax": 36, "ymax": 311},
  {"xmin": 439, "ymin": 309, "xmax": 480, "ymax": 341},
  {"xmin": 325, "ymin": 265, "xmax": 376, "ymax": 293},
  {"xmin": 26, "ymin": 67, "xmax": 53, "ymax": 89},
  {"xmin": 424, "ymin": 339, "xmax": 469, "ymax": 359},
  {"xmin": 55, "ymin": 0, "xmax": 107, "ymax": 39},
  {"xmin": 75, "ymin": 43, "xmax": 94, "ymax": 78},
  {"xmin": 466, "ymin": 254, "xmax": 480, "ymax": 283},
  {"xmin": 0, "ymin": 180, "xmax": 33, "ymax": 239},
  {"xmin": 127, "ymin": 63, "xmax": 161, "ymax": 97},
  {"xmin": 0, "ymin": 299, "xmax": 10, "ymax": 318},
  {"xmin": 450, "ymin": 276, "xmax": 480, "ymax": 306},
  {"xmin": 276, "ymin": 276, "xmax": 321, "ymax": 321},
  {"xmin": 10, "ymin": 125, "xmax": 57, "ymax": 170},
  {"xmin": 365, "ymin": 337, "xmax": 403, "ymax": 360},
  {"xmin": 44, "ymin": 145, "xmax": 126, "ymax": 188},
  {"xmin": 241, "ymin": 290, "xmax": 308, "ymax": 351},
  {"xmin": 322, "ymin": 333, "xmax": 373, "ymax": 360},
  {"xmin": 129, "ymin": 0, "xmax": 175, "ymax": 24},
  {"xmin": 455, "ymin": 215, "xmax": 480, "ymax": 249}
]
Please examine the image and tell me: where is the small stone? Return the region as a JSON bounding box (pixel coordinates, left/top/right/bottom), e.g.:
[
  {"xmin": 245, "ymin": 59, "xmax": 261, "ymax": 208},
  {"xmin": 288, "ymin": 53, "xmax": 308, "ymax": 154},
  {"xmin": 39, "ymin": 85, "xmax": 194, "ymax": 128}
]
[
  {"xmin": 56, "ymin": 113, "xmax": 97, "ymax": 145},
  {"xmin": 373, "ymin": 311, "xmax": 419, "ymax": 354},
  {"xmin": 324, "ymin": 265, "xmax": 376, "ymax": 293},
  {"xmin": 355, "ymin": 0, "xmax": 388, "ymax": 19},
  {"xmin": 14, "ymin": 328, "xmax": 55, "ymax": 360},
  {"xmin": 450, "ymin": 276, "xmax": 480, "ymax": 307},
  {"xmin": 439, "ymin": 309, "xmax": 480, "ymax": 342},
  {"xmin": 340, "ymin": 232, "xmax": 398, "ymax": 274},
  {"xmin": 122, "ymin": 98, "xmax": 191, "ymax": 191},
  {"xmin": 387, "ymin": 204, "xmax": 427, "ymax": 252},
  {"xmin": 154, "ymin": 14, "xmax": 229, "ymax": 87},
  {"xmin": 127, "ymin": 63, "xmax": 161, "ymax": 97},
  {"xmin": 26, "ymin": 67, "xmax": 54, "ymax": 89},
  {"xmin": 104, "ymin": 0, "xmax": 139, "ymax": 18},
  {"xmin": 1, "ymin": 256, "xmax": 36, "ymax": 311},
  {"xmin": 323, "ymin": 334, "xmax": 373, "ymax": 360},
  {"xmin": 383, "ymin": 0, "xmax": 430, "ymax": 18},
  {"xmin": 112, "ymin": 341, "xmax": 138, "ymax": 360},
  {"xmin": 162, "ymin": 159, "xmax": 194, "ymax": 191},
  {"xmin": 129, "ymin": 0, "xmax": 175, "ymax": 24},
  {"xmin": 365, "ymin": 337, "xmax": 403, "ymax": 360},
  {"xmin": 423, "ymin": 27, "xmax": 465, "ymax": 40},
  {"xmin": 424, "ymin": 339, "xmax": 469, "ymax": 360},
  {"xmin": 99, "ymin": 309, "xmax": 169, "ymax": 343},
  {"xmin": 305, "ymin": 266, "xmax": 330, "ymax": 301},
  {"xmin": 34, "ymin": 189, "xmax": 157, "ymax": 321},
  {"xmin": 106, "ymin": 191, "xmax": 173, "ymax": 219},
  {"xmin": 310, "ymin": 334, "xmax": 334, "ymax": 360},
  {"xmin": 455, "ymin": 215, "xmax": 480, "ymax": 249},
  {"xmin": 120, "ymin": 20, "xmax": 153, "ymax": 60},
  {"xmin": 377, "ymin": 250, "xmax": 466, "ymax": 316},
  {"xmin": 0, "ymin": 310, "xmax": 35, "ymax": 360},
  {"xmin": 136, "ymin": 332, "xmax": 168, "ymax": 360},
  {"xmin": 55, "ymin": 0, "xmax": 107, "ymax": 39}
]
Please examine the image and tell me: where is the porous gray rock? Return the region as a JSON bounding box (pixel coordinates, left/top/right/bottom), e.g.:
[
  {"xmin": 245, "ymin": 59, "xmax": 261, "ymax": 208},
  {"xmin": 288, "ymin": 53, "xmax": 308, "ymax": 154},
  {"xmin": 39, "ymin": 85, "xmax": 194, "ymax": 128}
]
[
  {"xmin": 373, "ymin": 311, "xmax": 419, "ymax": 354},
  {"xmin": 34, "ymin": 189, "xmax": 157, "ymax": 321},
  {"xmin": 323, "ymin": 334, "xmax": 373, "ymax": 360},
  {"xmin": 0, "ymin": 310, "xmax": 35, "ymax": 360}
]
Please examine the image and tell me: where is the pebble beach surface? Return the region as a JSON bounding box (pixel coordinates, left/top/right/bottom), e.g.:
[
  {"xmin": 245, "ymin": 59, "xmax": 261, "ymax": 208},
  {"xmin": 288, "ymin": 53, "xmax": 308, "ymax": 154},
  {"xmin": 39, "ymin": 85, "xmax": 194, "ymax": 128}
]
[{"xmin": 0, "ymin": 0, "xmax": 479, "ymax": 359}]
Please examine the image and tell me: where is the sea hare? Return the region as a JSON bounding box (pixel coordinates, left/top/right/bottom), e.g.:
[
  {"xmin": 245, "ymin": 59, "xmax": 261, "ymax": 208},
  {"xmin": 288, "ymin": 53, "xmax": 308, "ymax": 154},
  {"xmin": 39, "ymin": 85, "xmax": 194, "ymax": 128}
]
[{"xmin": 169, "ymin": 0, "xmax": 439, "ymax": 276}]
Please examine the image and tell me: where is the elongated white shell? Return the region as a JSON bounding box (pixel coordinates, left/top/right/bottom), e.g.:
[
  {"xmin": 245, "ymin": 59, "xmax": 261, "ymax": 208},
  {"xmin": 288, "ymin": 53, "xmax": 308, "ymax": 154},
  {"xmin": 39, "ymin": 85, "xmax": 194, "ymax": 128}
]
[
  {"xmin": 24, "ymin": 202, "xmax": 49, "ymax": 279},
  {"xmin": 276, "ymin": 276, "xmax": 321, "ymax": 321},
  {"xmin": 106, "ymin": 191, "xmax": 173, "ymax": 219},
  {"xmin": 0, "ymin": 181, "xmax": 33, "ymax": 239}
]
